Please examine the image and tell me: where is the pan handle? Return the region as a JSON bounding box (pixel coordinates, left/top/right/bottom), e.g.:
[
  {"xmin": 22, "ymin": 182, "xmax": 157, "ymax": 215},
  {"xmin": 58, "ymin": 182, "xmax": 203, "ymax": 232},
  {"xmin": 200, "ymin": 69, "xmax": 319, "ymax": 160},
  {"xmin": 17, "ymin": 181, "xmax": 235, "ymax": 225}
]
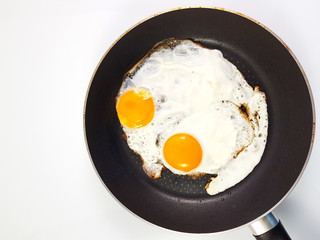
[{"xmin": 249, "ymin": 213, "xmax": 291, "ymax": 240}]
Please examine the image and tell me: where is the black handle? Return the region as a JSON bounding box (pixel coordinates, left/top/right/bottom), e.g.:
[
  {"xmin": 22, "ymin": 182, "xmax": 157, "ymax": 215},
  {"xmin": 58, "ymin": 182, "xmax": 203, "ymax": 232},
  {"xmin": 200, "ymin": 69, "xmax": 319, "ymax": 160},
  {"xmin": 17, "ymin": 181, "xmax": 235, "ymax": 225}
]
[{"xmin": 253, "ymin": 221, "xmax": 291, "ymax": 240}]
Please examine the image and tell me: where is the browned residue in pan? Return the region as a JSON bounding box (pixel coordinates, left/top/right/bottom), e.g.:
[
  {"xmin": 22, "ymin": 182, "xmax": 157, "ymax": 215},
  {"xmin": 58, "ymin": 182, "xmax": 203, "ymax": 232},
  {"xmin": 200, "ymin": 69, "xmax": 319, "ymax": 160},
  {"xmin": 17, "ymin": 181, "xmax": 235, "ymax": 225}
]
[
  {"xmin": 122, "ymin": 133, "xmax": 127, "ymax": 141},
  {"xmin": 234, "ymin": 102, "xmax": 257, "ymax": 159},
  {"xmin": 146, "ymin": 171, "xmax": 161, "ymax": 179},
  {"xmin": 205, "ymin": 174, "xmax": 218, "ymax": 189},
  {"xmin": 253, "ymin": 111, "xmax": 260, "ymax": 125},
  {"xmin": 187, "ymin": 172, "xmax": 209, "ymax": 179},
  {"xmin": 233, "ymin": 145, "xmax": 247, "ymax": 159},
  {"xmin": 239, "ymin": 104, "xmax": 249, "ymax": 118}
]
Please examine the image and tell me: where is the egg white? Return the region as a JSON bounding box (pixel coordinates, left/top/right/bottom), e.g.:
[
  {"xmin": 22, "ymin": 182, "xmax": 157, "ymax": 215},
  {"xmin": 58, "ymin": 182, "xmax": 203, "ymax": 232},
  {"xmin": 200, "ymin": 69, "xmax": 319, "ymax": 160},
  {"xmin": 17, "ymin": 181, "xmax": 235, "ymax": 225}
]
[
  {"xmin": 160, "ymin": 102, "xmax": 254, "ymax": 176},
  {"xmin": 117, "ymin": 39, "xmax": 268, "ymax": 195}
]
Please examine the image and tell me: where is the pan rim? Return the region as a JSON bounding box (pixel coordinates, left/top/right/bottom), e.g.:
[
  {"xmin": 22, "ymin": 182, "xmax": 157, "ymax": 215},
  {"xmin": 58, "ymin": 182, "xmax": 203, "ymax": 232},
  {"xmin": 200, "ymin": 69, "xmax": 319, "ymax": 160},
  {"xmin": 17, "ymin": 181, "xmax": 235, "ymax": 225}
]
[{"xmin": 83, "ymin": 6, "xmax": 316, "ymax": 234}]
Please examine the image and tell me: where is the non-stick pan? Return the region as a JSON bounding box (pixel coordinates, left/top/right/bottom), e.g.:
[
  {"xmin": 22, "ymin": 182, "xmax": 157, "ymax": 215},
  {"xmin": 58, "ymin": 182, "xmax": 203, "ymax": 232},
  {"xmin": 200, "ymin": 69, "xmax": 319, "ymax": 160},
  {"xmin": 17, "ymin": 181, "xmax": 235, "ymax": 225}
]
[{"xmin": 84, "ymin": 7, "xmax": 315, "ymax": 239}]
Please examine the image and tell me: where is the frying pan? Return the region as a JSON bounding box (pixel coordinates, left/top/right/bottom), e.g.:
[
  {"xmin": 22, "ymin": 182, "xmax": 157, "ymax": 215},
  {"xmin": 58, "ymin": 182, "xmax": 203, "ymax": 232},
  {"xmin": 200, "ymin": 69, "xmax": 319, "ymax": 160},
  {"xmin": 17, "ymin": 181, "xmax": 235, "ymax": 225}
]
[{"xmin": 84, "ymin": 7, "xmax": 315, "ymax": 239}]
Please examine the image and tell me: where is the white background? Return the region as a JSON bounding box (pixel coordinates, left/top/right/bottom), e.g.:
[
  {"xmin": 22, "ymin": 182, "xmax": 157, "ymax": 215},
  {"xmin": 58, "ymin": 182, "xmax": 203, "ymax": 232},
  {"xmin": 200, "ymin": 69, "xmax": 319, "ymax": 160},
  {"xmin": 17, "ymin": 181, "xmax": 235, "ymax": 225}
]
[{"xmin": 1, "ymin": 0, "xmax": 319, "ymax": 239}]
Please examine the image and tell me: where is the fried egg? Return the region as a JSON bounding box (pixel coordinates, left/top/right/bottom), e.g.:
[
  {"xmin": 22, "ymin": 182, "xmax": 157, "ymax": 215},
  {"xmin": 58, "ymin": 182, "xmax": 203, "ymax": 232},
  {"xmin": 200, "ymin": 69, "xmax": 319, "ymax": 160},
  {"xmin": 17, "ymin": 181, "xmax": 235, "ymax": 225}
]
[{"xmin": 115, "ymin": 39, "xmax": 268, "ymax": 195}]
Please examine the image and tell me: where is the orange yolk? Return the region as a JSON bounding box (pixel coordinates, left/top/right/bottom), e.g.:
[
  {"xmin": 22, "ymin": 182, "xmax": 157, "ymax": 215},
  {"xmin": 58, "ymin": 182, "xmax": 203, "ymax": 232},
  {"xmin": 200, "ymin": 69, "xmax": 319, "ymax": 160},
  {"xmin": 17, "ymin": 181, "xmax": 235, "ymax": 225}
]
[
  {"xmin": 163, "ymin": 133, "xmax": 202, "ymax": 172},
  {"xmin": 116, "ymin": 89, "xmax": 155, "ymax": 128}
]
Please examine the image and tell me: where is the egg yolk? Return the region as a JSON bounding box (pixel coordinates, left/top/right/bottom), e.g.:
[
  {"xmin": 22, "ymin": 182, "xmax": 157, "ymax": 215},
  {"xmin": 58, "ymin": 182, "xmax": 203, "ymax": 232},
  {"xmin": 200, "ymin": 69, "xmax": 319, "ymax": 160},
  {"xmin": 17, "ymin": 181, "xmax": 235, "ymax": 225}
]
[
  {"xmin": 163, "ymin": 133, "xmax": 202, "ymax": 172},
  {"xmin": 116, "ymin": 89, "xmax": 155, "ymax": 128}
]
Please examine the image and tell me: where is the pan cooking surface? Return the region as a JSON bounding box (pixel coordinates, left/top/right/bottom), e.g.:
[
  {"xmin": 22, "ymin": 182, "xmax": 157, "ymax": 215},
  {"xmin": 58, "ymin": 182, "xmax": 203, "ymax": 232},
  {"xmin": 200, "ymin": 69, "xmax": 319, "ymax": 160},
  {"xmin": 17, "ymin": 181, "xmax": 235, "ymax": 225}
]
[{"xmin": 85, "ymin": 8, "xmax": 314, "ymax": 233}]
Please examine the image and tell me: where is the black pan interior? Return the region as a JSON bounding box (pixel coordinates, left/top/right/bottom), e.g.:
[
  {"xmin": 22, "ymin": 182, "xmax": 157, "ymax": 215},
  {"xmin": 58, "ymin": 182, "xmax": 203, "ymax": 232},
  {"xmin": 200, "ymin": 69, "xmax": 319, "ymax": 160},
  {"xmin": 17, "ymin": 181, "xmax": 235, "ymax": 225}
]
[{"xmin": 84, "ymin": 8, "xmax": 314, "ymax": 233}]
